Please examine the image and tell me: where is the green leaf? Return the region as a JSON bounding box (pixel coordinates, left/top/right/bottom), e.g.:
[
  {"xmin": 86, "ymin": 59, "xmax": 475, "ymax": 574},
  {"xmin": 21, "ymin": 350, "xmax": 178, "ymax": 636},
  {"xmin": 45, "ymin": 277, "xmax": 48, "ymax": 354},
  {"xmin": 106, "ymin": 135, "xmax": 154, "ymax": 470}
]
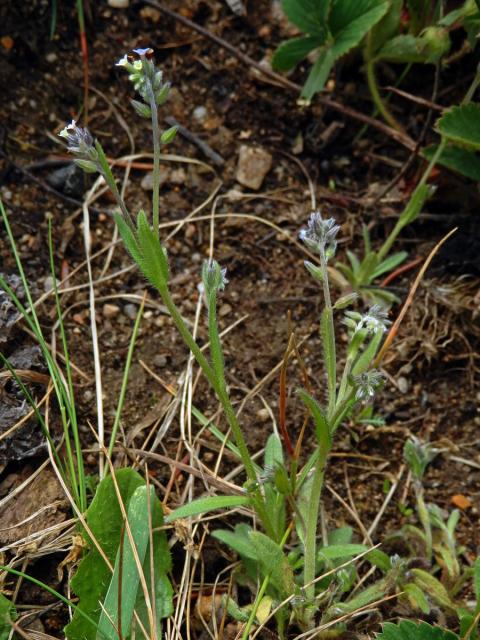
[
  {"xmin": 160, "ymin": 125, "xmax": 178, "ymax": 144},
  {"xmin": 282, "ymin": 0, "xmax": 331, "ymax": 35},
  {"xmin": 403, "ymin": 582, "xmax": 431, "ymax": 614},
  {"xmin": 370, "ymin": 0, "xmax": 402, "ymax": 51},
  {"xmin": 0, "ymin": 593, "xmax": 16, "ymax": 640},
  {"xmin": 437, "ymin": 103, "xmax": 480, "ymax": 150},
  {"xmin": 65, "ymin": 469, "xmax": 145, "ymax": 640},
  {"xmin": 298, "ymin": 389, "xmax": 331, "ymax": 448},
  {"xmin": 264, "ymin": 433, "xmax": 284, "ymax": 469},
  {"xmin": 97, "ymin": 486, "xmax": 153, "ymax": 640},
  {"xmin": 398, "ymin": 183, "xmax": 432, "ymax": 228},
  {"xmin": 376, "ymin": 29, "xmax": 450, "ymax": 64},
  {"xmin": 411, "ymin": 568, "xmax": 456, "ymax": 611},
  {"xmin": 371, "ymin": 251, "xmax": 408, "ymax": 279},
  {"xmin": 423, "ymin": 144, "xmax": 480, "ymax": 180},
  {"xmin": 249, "ymin": 531, "xmax": 295, "ymax": 599},
  {"xmin": 272, "ymin": 35, "xmax": 325, "ymax": 71},
  {"xmin": 376, "ymin": 620, "xmax": 459, "ymax": 639},
  {"xmin": 136, "ymin": 210, "xmax": 169, "ymax": 286},
  {"xmin": 318, "ymin": 543, "xmax": 368, "ymax": 560},
  {"xmin": 212, "ymin": 524, "xmax": 258, "ymax": 560},
  {"xmin": 474, "ymin": 556, "xmax": 480, "ymax": 606},
  {"xmin": 365, "ymin": 548, "xmax": 391, "ymax": 572},
  {"xmin": 114, "ymin": 213, "xmax": 143, "ymax": 267},
  {"xmin": 164, "ymin": 495, "xmax": 251, "ymax": 523},
  {"xmin": 329, "ymin": 0, "xmax": 390, "ymax": 58},
  {"xmin": 301, "ymin": 47, "xmax": 337, "ymax": 99}
]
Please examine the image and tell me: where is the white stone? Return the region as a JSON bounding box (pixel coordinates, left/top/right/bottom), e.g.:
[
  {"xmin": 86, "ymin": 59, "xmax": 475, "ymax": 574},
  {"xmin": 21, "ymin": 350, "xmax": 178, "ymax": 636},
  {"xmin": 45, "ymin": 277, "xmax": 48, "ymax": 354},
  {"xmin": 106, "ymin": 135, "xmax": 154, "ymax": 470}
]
[{"xmin": 108, "ymin": 0, "xmax": 129, "ymax": 7}]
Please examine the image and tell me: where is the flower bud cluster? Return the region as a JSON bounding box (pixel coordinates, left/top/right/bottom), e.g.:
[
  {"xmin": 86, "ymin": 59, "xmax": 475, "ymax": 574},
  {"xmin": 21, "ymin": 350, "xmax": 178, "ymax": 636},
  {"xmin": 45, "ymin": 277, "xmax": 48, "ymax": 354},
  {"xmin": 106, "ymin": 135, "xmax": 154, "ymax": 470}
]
[
  {"xmin": 116, "ymin": 48, "xmax": 172, "ymax": 117},
  {"xmin": 344, "ymin": 304, "xmax": 390, "ymax": 336},
  {"xmin": 299, "ymin": 211, "xmax": 340, "ymax": 261},
  {"xmin": 59, "ymin": 120, "xmax": 99, "ymax": 173},
  {"xmin": 202, "ymin": 260, "xmax": 228, "ymax": 296},
  {"xmin": 352, "ymin": 369, "xmax": 384, "ymax": 400}
]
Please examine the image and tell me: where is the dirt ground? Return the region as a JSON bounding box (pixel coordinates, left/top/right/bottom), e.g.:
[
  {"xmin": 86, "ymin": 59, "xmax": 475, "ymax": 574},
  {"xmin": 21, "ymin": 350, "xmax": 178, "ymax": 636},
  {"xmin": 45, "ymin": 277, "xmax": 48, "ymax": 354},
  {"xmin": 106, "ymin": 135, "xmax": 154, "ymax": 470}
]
[{"xmin": 0, "ymin": 0, "xmax": 479, "ymax": 638}]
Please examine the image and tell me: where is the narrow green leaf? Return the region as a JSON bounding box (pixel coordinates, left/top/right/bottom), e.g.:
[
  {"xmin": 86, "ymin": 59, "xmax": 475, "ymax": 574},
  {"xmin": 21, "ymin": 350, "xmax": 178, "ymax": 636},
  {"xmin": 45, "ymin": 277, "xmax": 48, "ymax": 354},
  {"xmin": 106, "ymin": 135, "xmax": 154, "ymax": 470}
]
[
  {"xmin": 136, "ymin": 210, "xmax": 169, "ymax": 285},
  {"xmin": 474, "ymin": 556, "xmax": 480, "ymax": 606},
  {"xmin": 371, "ymin": 251, "xmax": 407, "ymax": 279},
  {"xmin": 437, "ymin": 103, "xmax": 480, "ymax": 150},
  {"xmin": 403, "ymin": 582, "xmax": 431, "ymax": 614},
  {"xmin": 272, "ymin": 35, "xmax": 325, "ymax": 71},
  {"xmin": 298, "ymin": 389, "xmax": 331, "ymax": 448},
  {"xmin": 164, "ymin": 495, "xmax": 251, "ymax": 523},
  {"xmin": 97, "ymin": 486, "xmax": 153, "ymax": 640},
  {"xmin": 264, "ymin": 433, "xmax": 284, "ymax": 469},
  {"xmin": 301, "ymin": 47, "xmax": 336, "ymax": 99},
  {"xmin": 365, "ymin": 548, "xmax": 391, "ymax": 572},
  {"xmin": 411, "ymin": 568, "xmax": 456, "ymax": 611},
  {"xmin": 212, "ymin": 524, "xmax": 257, "ymax": 560},
  {"xmin": 318, "ymin": 543, "xmax": 368, "ymax": 560},
  {"xmin": 398, "ymin": 183, "xmax": 432, "ymax": 228},
  {"xmin": 376, "ymin": 29, "xmax": 450, "ymax": 64},
  {"xmin": 65, "ymin": 469, "xmax": 146, "ymax": 640},
  {"xmin": 114, "ymin": 213, "xmax": 143, "ymax": 267}
]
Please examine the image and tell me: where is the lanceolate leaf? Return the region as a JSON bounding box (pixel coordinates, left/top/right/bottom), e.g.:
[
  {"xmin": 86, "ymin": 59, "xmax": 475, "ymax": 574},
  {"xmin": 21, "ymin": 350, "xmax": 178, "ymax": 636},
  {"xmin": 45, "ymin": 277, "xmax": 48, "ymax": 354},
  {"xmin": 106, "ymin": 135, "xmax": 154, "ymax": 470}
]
[
  {"xmin": 301, "ymin": 48, "xmax": 337, "ymax": 100},
  {"xmin": 437, "ymin": 103, "xmax": 480, "ymax": 150},
  {"xmin": 65, "ymin": 469, "xmax": 145, "ymax": 640},
  {"xmin": 97, "ymin": 486, "xmax": 153, "ymax": 640},
  {"xmin": 282, "ymin": 0, "xmax": 331, "ymax": 35},
  {"xmin": 272, "ymin": 35, "xmax": 325, "ymax": 71},
  {"xmin": 164, "ymin": 495, "xmax": 251, "ymax": 523},
  {"xmin": 249, "ymin": 531, "xmax": 295, "ymax": 600}
]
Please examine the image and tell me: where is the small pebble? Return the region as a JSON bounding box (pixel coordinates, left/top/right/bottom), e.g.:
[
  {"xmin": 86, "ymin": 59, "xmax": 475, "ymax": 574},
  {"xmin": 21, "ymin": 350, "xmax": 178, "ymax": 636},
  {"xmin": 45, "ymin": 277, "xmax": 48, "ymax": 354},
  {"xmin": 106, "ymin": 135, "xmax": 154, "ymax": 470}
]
[
  {"xmin": 141, "ymin": 169, "xmax": 170, "ymax": 191},
  {"xmin": 107, "ymin": 0, "xmax": 129, "ymax": 7},
  {"xmin": 397, "ymin": 376, "xmax": 409, "ymax": 394},
  {"xmin": 102, "ymin": 303, "xmax": 120, "ymax": 319},
  {"xmin": 192, "ymin": 105, "xmax": 207, "ymax": 122},
  {"xmin": 236, "ymin": 145, "xmax": 272, "ymax": 190},
  {"xmin": 43, "ymin": 275, "xmax": 57, "ymax": 293},
  {"xmin": 45, "ymin": 52, "xmax": 57, "ymax": 63},
  {"xmin": 257, "ymin": 408, "xmax": 270, "ymax": 423},
  {"xmin": 170, "ymin": 168, "xmax": 186, "ymax": 184},
  {"xmin": 153, "ymin": 354, "xmax": 167, "ymax": 368},
  {"xmin": 219, "ymin": 303, "xmax": 232, "ymax": 317},
  {"xmin": 123, "ymin": 303, "xmax": 138, "ymax": 320}
]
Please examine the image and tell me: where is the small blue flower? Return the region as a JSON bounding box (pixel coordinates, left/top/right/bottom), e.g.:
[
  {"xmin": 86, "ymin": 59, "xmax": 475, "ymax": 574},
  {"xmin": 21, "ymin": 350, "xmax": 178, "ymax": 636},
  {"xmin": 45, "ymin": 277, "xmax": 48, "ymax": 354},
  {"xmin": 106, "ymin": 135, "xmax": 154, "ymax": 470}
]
[{"xmin": 132, "ymin": 47, "xmax": 153, "ymax": 57}]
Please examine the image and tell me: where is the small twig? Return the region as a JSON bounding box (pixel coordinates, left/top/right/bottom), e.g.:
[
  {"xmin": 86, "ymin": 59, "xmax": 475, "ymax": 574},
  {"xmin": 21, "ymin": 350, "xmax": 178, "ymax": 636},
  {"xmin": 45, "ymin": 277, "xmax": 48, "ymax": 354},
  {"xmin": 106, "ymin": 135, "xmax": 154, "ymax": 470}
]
[{"xmin": 165, "ymin": 116, "xmax": 224, "ymax": 166}]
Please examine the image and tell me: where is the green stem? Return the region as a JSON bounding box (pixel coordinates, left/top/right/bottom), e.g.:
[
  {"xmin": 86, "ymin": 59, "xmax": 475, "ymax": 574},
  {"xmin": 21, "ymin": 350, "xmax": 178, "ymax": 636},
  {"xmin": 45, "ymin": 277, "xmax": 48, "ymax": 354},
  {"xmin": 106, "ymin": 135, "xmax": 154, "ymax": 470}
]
[
  {"xmin": 320, "ymin": 250, "xmax": 336, "ymax": 420},
  {"xmin": 364, "ymin": 33, "xmax": 403, "ymax": 132},
  {"xmin": 303, "ymin": 436, "xmax": 330, "ymax": 613},
  {"xmin": 416, "ymin": 485, "xmax": 432, "ymax": 562},
  {"xmin": 107, "ymin": 299, "xmax": 145, "ymax": 463},
  {"xmin": 158, "ymin": 286, "xmax": 258, "ymax": 485},
  {"xmin": 377, "ymin": 137, "xmax": 446, "ymax": 263},
  {"xmin": 145, "ymin": 71, "xmax": 161, "ymax": 236}
]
